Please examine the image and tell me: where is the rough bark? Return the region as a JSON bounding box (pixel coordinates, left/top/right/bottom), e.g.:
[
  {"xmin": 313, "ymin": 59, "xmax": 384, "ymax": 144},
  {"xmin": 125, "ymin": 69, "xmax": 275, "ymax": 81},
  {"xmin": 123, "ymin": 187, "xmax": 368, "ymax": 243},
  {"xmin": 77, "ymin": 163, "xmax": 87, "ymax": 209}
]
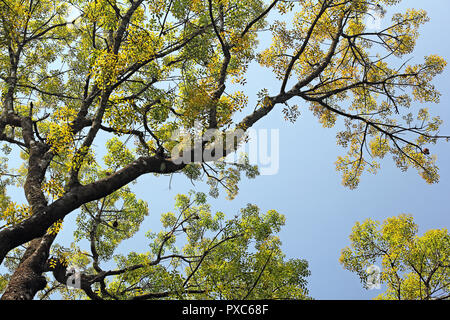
[{"xmin": 1, "ymin": 235, "xmax": 55, "ymax": 300}]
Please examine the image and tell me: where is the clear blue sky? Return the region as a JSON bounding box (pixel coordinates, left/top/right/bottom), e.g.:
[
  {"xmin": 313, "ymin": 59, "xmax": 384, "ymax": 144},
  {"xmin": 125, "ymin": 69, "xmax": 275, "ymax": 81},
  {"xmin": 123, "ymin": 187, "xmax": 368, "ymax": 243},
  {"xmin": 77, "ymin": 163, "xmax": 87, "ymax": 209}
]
[{"xmin": 3, "ymin": 0, "xmax": 450, "ymax": 300}]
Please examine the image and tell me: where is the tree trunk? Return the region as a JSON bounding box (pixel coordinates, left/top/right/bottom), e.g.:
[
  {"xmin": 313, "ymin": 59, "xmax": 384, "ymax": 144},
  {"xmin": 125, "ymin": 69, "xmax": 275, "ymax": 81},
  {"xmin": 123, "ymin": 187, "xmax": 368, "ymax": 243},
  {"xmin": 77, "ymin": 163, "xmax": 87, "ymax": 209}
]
[{"xmin": 1, "ymin": 235, "xmax": 55, "ymax": 300}]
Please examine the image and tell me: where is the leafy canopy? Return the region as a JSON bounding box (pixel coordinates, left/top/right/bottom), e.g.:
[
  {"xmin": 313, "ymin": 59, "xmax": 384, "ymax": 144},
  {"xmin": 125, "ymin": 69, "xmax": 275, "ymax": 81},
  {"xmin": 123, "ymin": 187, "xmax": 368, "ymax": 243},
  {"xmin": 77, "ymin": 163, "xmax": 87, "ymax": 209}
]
[
  {"xmin": 1, "ymin": 191, "xmax": 311, "ymax": 300},
  {"xmin": 340, "ymin": 215, "xmax": 450, "ymax": 300}
]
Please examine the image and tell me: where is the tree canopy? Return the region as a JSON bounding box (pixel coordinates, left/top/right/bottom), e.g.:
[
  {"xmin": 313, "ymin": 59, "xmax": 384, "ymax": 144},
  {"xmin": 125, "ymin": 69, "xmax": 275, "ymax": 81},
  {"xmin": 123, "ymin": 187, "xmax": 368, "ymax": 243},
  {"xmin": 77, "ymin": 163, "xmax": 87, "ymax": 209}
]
[
  {"xmin": 0, "ymin": 0, "xmax": 448, "ymax": 300},
  {"xmin": 2, "ymin": 191, "xmax": 311, "ymax": 300},
  {"xmin": 340, "ymin": 215, "xmax": 450, "ymax": 300}
]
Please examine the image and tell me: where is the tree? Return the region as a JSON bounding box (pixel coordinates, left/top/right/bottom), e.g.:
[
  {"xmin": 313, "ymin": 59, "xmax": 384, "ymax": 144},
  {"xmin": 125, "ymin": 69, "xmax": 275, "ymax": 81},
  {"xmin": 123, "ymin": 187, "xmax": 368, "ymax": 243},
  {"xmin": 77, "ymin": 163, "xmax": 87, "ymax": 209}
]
[
  {"xmin": 340, "ymin": 215, "xmax": 450, "ymax": 300},
  {"xmin": 0, "ymin": 0, "xmax": 448, "ymax": 299},
  {"xmin": 1, "ymin": 190, "xmax": 311, "ymax": 300}
]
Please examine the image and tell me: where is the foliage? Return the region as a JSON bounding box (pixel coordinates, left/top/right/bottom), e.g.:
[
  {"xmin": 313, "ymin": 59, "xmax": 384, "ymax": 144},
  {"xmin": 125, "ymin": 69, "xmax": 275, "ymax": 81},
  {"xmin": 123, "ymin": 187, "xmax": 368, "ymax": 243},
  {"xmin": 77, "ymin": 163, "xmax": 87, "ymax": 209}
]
[
  {"xmin": 41, "ymin": 191, "xmax": 310, "ymax": 300},
  {"xmin": 340, "ymin": 215, "xmax": 450, "ymax": 300}
]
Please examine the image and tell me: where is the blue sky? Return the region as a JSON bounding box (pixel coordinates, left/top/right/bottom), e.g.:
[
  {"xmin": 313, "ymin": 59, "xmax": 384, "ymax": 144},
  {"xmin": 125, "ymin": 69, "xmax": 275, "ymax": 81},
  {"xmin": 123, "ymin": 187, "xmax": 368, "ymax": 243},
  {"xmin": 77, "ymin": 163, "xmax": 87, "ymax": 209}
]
[{"xmin": 3, "ymin": 0, "xmax": 450, "ymax": 300}]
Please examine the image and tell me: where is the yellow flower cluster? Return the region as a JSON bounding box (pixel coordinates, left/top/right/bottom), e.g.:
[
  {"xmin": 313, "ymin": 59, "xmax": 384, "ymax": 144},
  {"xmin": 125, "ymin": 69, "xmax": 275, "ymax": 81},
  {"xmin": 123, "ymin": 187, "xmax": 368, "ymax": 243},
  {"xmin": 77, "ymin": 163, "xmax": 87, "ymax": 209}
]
[
  {"xmin": 48, "ymin": 256, "xmax": 69, "ymax": 270},
  {"xmin": 0, "ymin": 202, "xmax": 32, "ymax": 227},
  {"xmin": 42, "ymin": 178, "xmax": 65, "ymax": 199},
  {"xmin": 47, "ymin": 219, "xmax": 64, "ymax": 236},
  {"xmin": 47, "ymin": 106, "xmax": 76, "ymax": 153},
  {"xmin": 91, "ymin": 51, "xmax": 125, "ymax": 90}
]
